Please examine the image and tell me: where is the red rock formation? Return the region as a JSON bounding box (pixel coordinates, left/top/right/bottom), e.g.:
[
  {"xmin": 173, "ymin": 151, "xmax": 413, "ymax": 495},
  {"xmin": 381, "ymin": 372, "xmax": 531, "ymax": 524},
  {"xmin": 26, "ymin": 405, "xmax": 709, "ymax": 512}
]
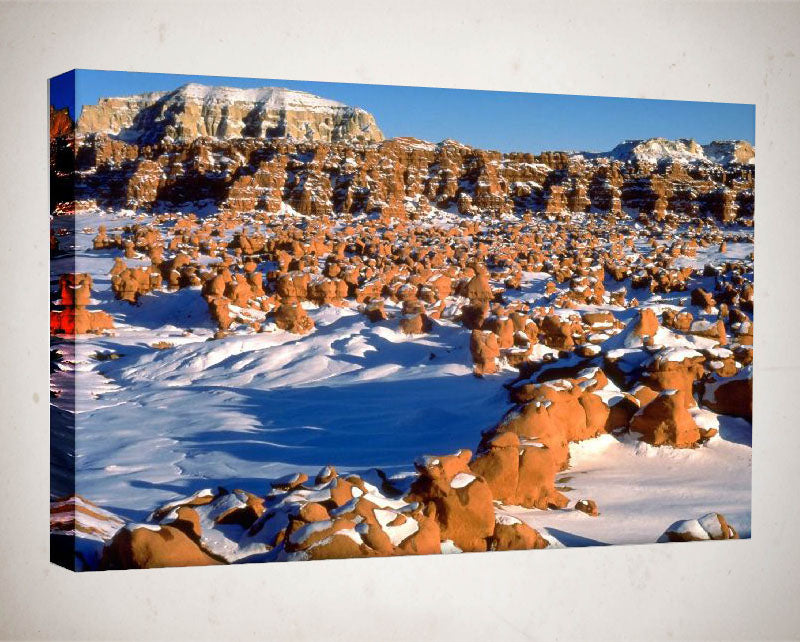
[
  {"xmin": 273, "ymin": 302, "xmax": 314, "ymax": 334},
  {"xmin": 488, "ymin": 516, "xmax": 549, "ymax": 551},
  {"xmin": 54, "ymin": 124, "xmax": 755, "ymax": 569},
  {"xmin": 629, "ymin": 389, "xmax": 702, "ymax": 448},
  {"xmin": 702, "ymin": 366, "xmax": 752, "ymax": 420},
  {"xmin": 641, "ymin": 348, "xmax": 705, "ymax": 407},
  {"xmin": 51, "ymin": 273, "xmax": 114, "ymax": 335},
  {"xmin": 470, "ymin": 330, "xmax": 500, "ymax": 376},
  {"xmin": 408, "ymin": 450, "xmax": 496, "ymax": 552},
  {"xmin": 575, "ymin": 499, "xmax": 599, "ymax": 517},
  {"xmin": 50, "ymin": 106, "xmax": 73, "ymax": 140},
  {"xmin": 103, "ymin": 524, "xmax": 222, "ymax": 569}
]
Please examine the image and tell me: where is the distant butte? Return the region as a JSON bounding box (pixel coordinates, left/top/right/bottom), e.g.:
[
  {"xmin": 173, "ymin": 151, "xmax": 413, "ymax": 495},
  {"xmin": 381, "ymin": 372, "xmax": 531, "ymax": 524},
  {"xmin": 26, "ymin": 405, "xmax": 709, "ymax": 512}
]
[{"xmin": 76, "ymin": 83, "xmax": 384, "ymax": 144}]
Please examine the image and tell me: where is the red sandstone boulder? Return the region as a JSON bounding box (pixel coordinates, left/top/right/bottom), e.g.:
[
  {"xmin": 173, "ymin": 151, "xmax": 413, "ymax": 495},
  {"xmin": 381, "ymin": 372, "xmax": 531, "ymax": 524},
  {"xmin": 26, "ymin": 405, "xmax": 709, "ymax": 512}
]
[
  {"xmin": 271, "ymin": 472, "xmax": 309, "ymax": 491},
  {"xmin": 276, "ymin": 271, "xmax": 310, "ymax": 302},
  {"xmin": 314, "ymin": 465, "xmax": 337, "ymax": 485},
  {"xmin": 537, "ymin": 380, "xmax": 594, "ymax": 442},
  {"xmin": 488, "ymin": 515, "xmax": 549, "ymax": 551},
  {"xmin": 662, "ymin": 308, "xmax": 693, "ymax": 333},
  {"xmin": 630, "ymin": 389, "xmax": 702, "ymax": 448},
  {"xmin": 273, "ymin": 302, "xmax": 314, "ymax": 334},
  {"xmin": 51, "ymin": 308, "xmax": 114, "ymax": 335},
  {"xmin": 59, "ymin": 273, "xmax": 93, "ymax": 306},
  {"xmin": 208, "ymin": 297, "xmax": 232, "ymax": 332},
  {"xmin": 51, "ymin": 273, "xmax": 115, "ymax": 335},
  {"xmin": 398, "ymin": 300, "xmax": 431, "ymax": 334},
  {"xmin": 102, "ymin": 524, "xmax": 221, "ymax": 569},
  {"xmin": 691, "ymin": 287, "xmax": 716, "ymax": 312},
  {"xmin": 702, "ymin": 365, "xmax": 752, "ymax": 420},
  {"xmin": 628, "ymin": 307, "xmax": 660, "ymax": 345},
  {"xmin": 470, "ymin": 329, "xmax": 500, "ymax": 376},
  {"xmin": 461, "ymin": 300, "xmax": 490, "ymax": 330},
  {"xmin": 302, "ymin": 532, "xmax": 379, "ymax": 560},
  {"xmin": 308, "ymin": 277, "xmax": 347, "ymax": 306},
  {"xmin": 495, "ymin": 399, "xmax": 570, "ymax": 471},
  {"xmin": 469, "ymin": 431, "xmax": 520, "ymax": 504},
  {"xmin": 575, "ymin": 499, "xmax": 599, "ymax": 517},
  {"xmin": 465, "ymin": 271, "xmax": 493, "ymax": 304},
  {"xmin": 689, "ymin": 318, "xmax": 727, "ymax": 345},
  {"xmin": 641, "ymin": 348, "xmax": 705, "ymax": 407},
  {"xmin": 363, "ymin": 299, "xmax": 389, "ymax": 322},
  {"xmin": 397, "ymin": 503, "xmax": 442, "ymax": 556},
  {"xmin": 514, "ymin": 444, "xmax": 569, "ymax": 510},
  {"xmin": 539, "ymin": 314, "xmax": 575, "ymax": 351},
  {"xmin": 482, "ymin": 314, "xmax": 515, "ymax": 349},
  {"xmin": 408, "ymin": 450, "xmax": 495, "ymax": 552}
]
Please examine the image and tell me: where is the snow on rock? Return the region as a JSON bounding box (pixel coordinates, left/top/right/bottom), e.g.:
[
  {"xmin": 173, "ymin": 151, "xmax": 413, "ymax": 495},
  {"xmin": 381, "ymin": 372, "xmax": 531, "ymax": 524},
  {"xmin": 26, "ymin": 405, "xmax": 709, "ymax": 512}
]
[
  {"xmin": 585, "ymin": 137, "xmax": 754, "ymax": 168},
  {"xmin": 702, "ymin": 364, "xmax": 753, "ymax": 420},
  {"xmin": 658, "ymin": 512, "xmax": 740, "ymax": 542},
  {"xmin": 50, "ymin": 495, "xmax": 126, "ymax": 571}
]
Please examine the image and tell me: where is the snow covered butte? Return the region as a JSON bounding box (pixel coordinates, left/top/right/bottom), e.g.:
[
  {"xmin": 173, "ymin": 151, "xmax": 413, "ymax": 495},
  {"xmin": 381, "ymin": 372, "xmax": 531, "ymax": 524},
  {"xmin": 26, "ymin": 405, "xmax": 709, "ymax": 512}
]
[
  {"xmin": 77, "ymin": 83, "xmax": 384, "ymax": 144},
  {"xmin": 580, "ymin": 137, "xmax": 755, "ymax": 167}
]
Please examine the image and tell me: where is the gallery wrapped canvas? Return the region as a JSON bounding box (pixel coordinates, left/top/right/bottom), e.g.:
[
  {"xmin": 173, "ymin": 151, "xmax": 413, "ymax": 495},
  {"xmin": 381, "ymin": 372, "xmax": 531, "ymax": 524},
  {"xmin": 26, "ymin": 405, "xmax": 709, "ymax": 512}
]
[{"xmin": 50, "ymin": 70, "xmax": 753, "ymax": 571}]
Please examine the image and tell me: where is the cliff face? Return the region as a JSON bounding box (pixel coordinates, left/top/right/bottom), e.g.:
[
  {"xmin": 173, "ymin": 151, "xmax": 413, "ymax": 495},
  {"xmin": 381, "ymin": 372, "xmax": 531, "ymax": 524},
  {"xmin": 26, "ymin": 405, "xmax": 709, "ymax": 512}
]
[
  {"xmin": 71, "ymin": 133, "xmax": 755, "ymax": 227},
  {"xmin": 49, "ymin": 105, "xmax": 73, "ymax": 140},
  {"xmin": 704, "ymin": 140, "xmax": 755, "ymax": 165},
  {"xmin": 77, "ymin": 92, "xmax": 164, "ymax": 140},
  {"xmin": 77, "ymin": 83, "xmax": 384, "ymax": 144},
  {"xmin": 49, "ymin": 105, "xmax": 75, "ymax": 214},
  {"xmin": 66, "ymin": 85, "xmax": 754, "ymax": 224},
  {"xmin": 604, "ymin": 138, "xmax": 708, "ymax": 165}
]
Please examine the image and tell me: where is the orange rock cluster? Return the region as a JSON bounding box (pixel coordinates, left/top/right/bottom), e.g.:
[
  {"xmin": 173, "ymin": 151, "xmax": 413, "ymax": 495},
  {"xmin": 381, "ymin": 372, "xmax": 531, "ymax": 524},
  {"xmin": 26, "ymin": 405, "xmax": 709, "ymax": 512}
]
[
  {"xmin": 50, "ymin": 273, "xmax": 114, "ymax": 335},
  {"xmin": 99, "ymin": 456, "xmax": 552, "ymax": 569},
  {"xmin": 94, "ymin": 300, "xmax": 755, "ymax": 567}
]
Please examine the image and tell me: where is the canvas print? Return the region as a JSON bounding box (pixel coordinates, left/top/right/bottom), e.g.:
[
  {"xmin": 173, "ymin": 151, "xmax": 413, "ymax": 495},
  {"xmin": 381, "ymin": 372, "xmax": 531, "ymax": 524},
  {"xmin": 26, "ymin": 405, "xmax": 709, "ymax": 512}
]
[{"xmin": 50, "ymin": 70, "xmax": 753, "ymax": 571}]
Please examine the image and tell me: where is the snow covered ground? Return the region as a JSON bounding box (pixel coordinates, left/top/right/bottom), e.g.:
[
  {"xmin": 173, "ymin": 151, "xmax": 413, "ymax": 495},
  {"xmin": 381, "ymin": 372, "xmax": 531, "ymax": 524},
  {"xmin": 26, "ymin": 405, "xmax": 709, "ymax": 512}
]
[
  {"xmin": 504, "ymin": 424, "xmax": 751, "ymax": 546},
  {"xmin": 51, "ymin": 208, "xmax": 752, "ymax": 545}
]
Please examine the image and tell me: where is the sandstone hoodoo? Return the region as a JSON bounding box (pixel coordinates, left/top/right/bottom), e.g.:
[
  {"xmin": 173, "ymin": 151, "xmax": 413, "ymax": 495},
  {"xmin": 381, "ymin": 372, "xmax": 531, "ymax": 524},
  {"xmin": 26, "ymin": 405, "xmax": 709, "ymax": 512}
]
[
  {"xmin": 50, "ymin": 73, "xmax": 753, "ymax": 571},
  {"xmin": 50, "ymin": 273, "xmax": 114, "ymax": 335},
  {"xmin": 630, "ymin": 390, "xmax": 703, "ymax": 448},
  {"xmin": 408, "ymin": 450, "xmax": 496, "ymax": 552}
]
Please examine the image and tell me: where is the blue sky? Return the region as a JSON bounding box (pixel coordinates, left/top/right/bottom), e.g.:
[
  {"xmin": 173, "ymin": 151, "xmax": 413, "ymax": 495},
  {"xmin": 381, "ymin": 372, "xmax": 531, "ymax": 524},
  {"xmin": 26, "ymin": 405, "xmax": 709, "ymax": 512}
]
[{"xmin": 50, "ymin": 69, "xmax": 755, "ymax": 154}]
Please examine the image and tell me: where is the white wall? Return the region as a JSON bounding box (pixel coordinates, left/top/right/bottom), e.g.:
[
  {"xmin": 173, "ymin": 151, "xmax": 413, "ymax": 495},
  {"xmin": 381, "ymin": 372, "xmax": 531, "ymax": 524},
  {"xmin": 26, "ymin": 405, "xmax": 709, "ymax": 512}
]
[{"xmin": 1, "ymin": 1, "xmax": 798, "ymax": 639}]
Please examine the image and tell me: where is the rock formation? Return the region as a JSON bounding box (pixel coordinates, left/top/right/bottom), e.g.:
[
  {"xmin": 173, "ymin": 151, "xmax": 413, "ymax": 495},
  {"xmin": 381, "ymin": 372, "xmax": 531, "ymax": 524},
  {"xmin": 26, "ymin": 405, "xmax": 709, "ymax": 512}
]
[
  {"xmin": 659, "ymin": 512, "xmax": 739, "ymax": 542},
  {"xmin": 50, "ymin": 273, "xmax": 114, "ymax": 335},
  {"xmin": 77, "ymin": 83, "xmax": 384, "ymax": 144}
]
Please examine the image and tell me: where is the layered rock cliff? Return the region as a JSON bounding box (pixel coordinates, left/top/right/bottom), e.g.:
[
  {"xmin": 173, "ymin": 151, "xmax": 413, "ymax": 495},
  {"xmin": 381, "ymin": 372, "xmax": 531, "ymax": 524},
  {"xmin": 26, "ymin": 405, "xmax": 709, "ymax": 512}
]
[
  {"xmin": 69, "ymin": 134, "xmax": 754, "ymax": 226},
  {"xmin": 77, "ymin": 83, "xmax": 384, "ymax": 144},
  {"xmin": 62, "ymin": 85, "xmax": 755, "ymax": 225},
  {"xmin": 49, "ymin": 105, "xmax": 73, "ymax": 140}
]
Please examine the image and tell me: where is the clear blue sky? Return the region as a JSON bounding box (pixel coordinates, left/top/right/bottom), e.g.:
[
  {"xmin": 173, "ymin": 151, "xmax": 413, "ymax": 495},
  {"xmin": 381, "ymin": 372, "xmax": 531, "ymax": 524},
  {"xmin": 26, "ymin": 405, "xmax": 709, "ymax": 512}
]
[{"xmin": 50, "ymin": 69, "xmax": 755, "ymax": 154}]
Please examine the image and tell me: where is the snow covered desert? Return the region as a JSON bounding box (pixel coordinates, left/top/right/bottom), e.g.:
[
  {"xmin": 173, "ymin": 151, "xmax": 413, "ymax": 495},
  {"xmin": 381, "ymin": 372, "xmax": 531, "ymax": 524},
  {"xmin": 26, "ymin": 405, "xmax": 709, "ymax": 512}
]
[{"xmin": 50, "ymin": 72, "xmax": 753, "ymax": 570}]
